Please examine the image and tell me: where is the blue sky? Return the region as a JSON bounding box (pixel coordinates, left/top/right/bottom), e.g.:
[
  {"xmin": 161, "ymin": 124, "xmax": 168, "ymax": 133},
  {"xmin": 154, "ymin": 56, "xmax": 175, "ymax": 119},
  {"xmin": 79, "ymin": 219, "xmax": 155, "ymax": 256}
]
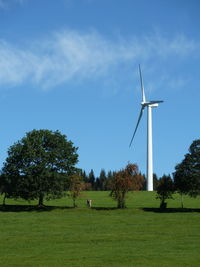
[{"xmin": 0, "ymin": 0, "xmax": 199, "ymax": 178}]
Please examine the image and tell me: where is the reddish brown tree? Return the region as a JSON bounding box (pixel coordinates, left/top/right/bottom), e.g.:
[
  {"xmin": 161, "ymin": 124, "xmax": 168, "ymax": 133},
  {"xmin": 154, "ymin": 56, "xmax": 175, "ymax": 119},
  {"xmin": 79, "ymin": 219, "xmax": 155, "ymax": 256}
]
[
  {"xmin": 110, "ymin": 163, "xmax": 143, "ymax": 208},
  {"xmin": 68, "ymin": 174, "xmax": 85, "ymax": 207}
]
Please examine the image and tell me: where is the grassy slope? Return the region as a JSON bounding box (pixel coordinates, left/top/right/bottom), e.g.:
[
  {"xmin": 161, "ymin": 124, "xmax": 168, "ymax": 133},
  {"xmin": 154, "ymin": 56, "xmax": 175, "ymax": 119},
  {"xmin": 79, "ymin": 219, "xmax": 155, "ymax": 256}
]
[{"xmin": 0, "ymin": 191, "xmax": 199, "ymax": 267}]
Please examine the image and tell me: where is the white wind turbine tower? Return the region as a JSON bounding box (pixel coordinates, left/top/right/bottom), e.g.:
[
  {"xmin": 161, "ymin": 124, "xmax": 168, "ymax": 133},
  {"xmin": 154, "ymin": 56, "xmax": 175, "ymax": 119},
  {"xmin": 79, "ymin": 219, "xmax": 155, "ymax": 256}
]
[{"xmin": 129, "ymin": 65, "xmax": 163, "ymax": 191}]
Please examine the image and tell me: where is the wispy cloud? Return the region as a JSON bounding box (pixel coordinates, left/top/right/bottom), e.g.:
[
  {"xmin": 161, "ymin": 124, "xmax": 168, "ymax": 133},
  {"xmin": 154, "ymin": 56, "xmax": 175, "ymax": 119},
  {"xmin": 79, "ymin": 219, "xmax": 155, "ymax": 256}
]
[
  {"xmin": 0, "ymin": 0, "xmax": 6, "ymax": 8},
  {"xmin": 0, "ymin": 30, "xmax": 199, "ymax": 89},
  {"xmin": 0, "ymin": 0, "xmax": 27, "ymax": 9}
]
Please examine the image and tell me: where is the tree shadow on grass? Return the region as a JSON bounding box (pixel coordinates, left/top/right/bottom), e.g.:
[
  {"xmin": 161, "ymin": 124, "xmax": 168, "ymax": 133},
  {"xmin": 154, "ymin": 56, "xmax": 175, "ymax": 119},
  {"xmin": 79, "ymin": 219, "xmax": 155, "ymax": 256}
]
[
  {"xmin": 0, "ymin": 204, "xmax": 74, "ymax": 212},
  {"xmin": 142, "ymin": 207, "xmax": 200, "ymax": 213},
  {"xmin": 91, "ymin": 207, "xmax": 120, "ymax": 211}
]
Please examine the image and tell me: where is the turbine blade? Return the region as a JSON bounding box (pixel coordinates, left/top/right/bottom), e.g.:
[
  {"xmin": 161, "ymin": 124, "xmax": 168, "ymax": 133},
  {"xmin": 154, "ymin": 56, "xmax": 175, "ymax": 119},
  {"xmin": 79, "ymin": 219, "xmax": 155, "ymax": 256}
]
[
  {"xmin": 139, "ymin": 64, "xmax": 146, "ymax": 103},
  {"xmin": 129, "ymin": 107, "xmax": 144, "ymax": 147}
]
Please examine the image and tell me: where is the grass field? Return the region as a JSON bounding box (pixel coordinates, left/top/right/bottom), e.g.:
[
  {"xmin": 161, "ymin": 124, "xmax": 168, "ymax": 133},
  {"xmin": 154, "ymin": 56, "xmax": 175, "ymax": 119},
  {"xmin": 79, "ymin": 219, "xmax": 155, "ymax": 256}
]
[{"xmin": 0, "ymin": 191, "xmax": 200, "ymax": 267}]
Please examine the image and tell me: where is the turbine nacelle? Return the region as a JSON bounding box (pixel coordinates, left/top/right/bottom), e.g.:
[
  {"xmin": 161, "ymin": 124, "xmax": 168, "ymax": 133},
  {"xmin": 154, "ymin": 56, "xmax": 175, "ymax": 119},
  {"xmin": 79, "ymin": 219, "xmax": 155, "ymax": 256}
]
[
  {"xmin": 147, "ymin": 103, "xmax": 159, "ymax": 108},
  {"xmin": 141, "ymin": 100, "xmax": 163, "ymax": 108}
]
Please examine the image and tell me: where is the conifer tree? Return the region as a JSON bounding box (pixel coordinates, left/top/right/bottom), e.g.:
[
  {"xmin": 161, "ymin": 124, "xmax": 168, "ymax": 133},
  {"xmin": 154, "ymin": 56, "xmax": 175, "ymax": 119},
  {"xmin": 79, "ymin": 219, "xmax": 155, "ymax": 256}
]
[
  {"xmin": 88, "ymin": 169, "xmax": 95, "ymax": 189},
  {"xmin": 99, "ymin": 169, "xmax": 107, "ymax": 190}
]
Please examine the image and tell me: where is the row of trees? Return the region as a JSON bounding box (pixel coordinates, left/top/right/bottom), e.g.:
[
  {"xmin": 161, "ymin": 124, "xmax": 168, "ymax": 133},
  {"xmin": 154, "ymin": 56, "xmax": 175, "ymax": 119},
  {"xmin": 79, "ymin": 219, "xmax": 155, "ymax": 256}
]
[
  {"xmin": 79, "ymin": 169, "xmax": 115, "ymax": 191},
  {"xmin": 0, "ymin": 129, "xmax": 199, "ymax": 209},
  {"xmin": 80, "ymin": 169, "xmax": 160, "ymax": 191},
  {"xmin": 0, "ymin": 129, "xmax": 144, "ymax": 208}
]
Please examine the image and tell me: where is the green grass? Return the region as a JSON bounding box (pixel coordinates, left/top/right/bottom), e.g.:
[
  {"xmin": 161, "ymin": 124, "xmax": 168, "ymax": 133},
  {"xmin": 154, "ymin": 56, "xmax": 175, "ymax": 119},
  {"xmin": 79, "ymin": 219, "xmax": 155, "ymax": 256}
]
[{"xmin": 0, "ymin": 192, "xmax": 200, "ymax": 267}]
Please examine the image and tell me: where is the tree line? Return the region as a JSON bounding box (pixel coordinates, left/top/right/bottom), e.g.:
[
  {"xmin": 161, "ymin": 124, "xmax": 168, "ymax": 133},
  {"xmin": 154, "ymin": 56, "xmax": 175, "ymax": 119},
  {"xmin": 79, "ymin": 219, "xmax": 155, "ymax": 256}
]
[
  {"xmin": 79, "ymin": 169, "xmax": 162, "ymax": 191},
  {"xmin": 0, "ymin": 129, "xmax": 144, "ymax": 208},
  {"xmin": 0, "ymin": 129, "xmax": 199, "ymax": 209}
]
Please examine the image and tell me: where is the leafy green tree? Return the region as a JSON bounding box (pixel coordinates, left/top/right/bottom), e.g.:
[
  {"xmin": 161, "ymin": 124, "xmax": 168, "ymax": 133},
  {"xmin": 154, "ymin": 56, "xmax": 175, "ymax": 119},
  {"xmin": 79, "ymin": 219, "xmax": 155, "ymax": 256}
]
[
  {"xmin": 68, "ymin": 174, "xmax": 85, "ymax": 207},
  {"xmin": 156, "ymin": 175, "xmax": 174, "ymax": 209},
  {"xmin": 110, "ymin": 163, "xmax": 142, "ymax": 208},
  {"xmin": 0, "ymin": 173, "xmax": 16, "ymax": 205},
  {"xmin": 174, "ymin": 139, "xmax": 200, "ymax": 205},
  {"xmin": 1, "ymin": 129, "xmax": 78, "ymax": 206}
]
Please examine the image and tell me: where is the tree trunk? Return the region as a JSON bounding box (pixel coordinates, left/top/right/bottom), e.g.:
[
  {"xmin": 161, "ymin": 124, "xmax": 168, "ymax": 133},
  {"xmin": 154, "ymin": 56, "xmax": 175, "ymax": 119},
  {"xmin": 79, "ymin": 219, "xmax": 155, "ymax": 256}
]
[
  {"xmin": 181, "ymin": 193, "xmax": 184, "ymax": 209},
  {"xmin": 118, "ymin": 198, "xmax": 126, "ymax": 209},
  {"xmin": 121, "ymin": 202, "xmax": 125, "ymax": 209},
  {"xmin": 73, "ymin": 198, "xmax": 77, "ymax": 208},
  {"xmin": 160, "ymin": 201, "xmax": 167, "ymax": 209},
  {"xmin": 117, "ymin": 199, "xmax": 122, "ymax": 208},
  {"xmin": 38, "ymin": 194, "xmax": 44, "ymax": 206},
  {"xmin": 120, "ymin": 192, "xmax": 126, "ymax": 208},
  {"xmin": 3, "ymin": 194, "xmax": 6, "ymax": 206}
]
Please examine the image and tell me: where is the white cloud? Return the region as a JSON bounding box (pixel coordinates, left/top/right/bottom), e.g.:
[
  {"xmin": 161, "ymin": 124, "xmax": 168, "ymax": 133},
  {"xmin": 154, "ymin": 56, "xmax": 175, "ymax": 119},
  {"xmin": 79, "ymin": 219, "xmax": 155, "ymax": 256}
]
[{"xmin": 0, "ymin": 30, "xmax": 199, "ymax": 89}]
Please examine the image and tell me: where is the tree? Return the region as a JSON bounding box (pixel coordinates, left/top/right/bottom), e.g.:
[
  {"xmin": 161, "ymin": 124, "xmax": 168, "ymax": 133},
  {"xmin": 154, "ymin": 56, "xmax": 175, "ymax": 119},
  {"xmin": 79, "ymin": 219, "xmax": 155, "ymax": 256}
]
[
  {"xmin": 78, "ymin": 169, "xmax": 91, "ymax": 190},
  {"xmin": 94, "ymin": 177, "xmax": 101, "ymax": 191},
  {"xmin": 156, "ymin": 175, "xmax": 174, "ymax": 209},
  {"xmin": 88, "ymin": 169, "xmax": 95, "ymax": 190},
  {"xmin": 0, "ymin": 173, "xmax": 16, "ymax": 205},
  {"xmin": 99, "ymin": 169, "xmax": 107, "ymax": 190},
  {"xmin": 110, "ymin": 163, "xmax": 143, "ymax": 208},
  {"xmin": 94, "ymin": 170, "xmax": 115, "ymax": 191},
  {"xmin": 142, "ymin": 174, "xmax": 146, "ymax": 190},
  {"xmin": 174, "ymin": 139, "xmax": 200, "ymax": 205},
  {"xmin": 153, "ymin": 173, "xmax": 159, "ymax": 190},
  {"xmin": 68, "ymin": 174, "xmax": 85, "ymax": 207},
  {"xmin": 0, "ymin": 129, "xmax": 78, "ymax": 206},
  {"xmin": 106, "ymin": 170, "xmax": 115, "ymax": 190},
  {"xmin": 81, "ymin": 170, "xmax": 88, "ymax": 183},
  {"xmin": 132, "ymin": 172, "xmax": 144, "ymax": 190}
]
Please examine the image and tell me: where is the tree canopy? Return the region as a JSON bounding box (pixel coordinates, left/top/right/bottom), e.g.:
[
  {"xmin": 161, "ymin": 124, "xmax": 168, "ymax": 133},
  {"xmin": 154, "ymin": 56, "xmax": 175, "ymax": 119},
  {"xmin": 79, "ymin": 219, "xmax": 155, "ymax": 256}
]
[
  {"xmin": 110, "ymin": 163, "xmax": 144, "ymax": 208},
  {"xmin": 174, "ymin": 139, "xmax": 200, "ymax": 198},
  {"xmin": 67, "ymin": 174, "xmax": 85, "ymax": 208},
  {"xmin": 156, "ymin": 175, "xmax": 174, "ymax": 209},
  {"xmin": 0, "ymin": 129, "xmax": 78, "ymax": 205}
]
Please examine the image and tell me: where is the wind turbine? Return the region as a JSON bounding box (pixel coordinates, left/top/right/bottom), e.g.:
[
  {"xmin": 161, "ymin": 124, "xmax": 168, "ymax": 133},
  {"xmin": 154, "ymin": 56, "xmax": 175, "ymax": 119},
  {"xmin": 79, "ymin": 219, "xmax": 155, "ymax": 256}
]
[{"xmin": 129, "ymin": 65, "xmax": 163, "ymax": 191}]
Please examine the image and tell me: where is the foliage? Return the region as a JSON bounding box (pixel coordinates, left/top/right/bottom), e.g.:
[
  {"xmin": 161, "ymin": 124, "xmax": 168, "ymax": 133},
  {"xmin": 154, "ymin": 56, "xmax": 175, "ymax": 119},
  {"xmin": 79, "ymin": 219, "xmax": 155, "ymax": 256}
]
[
  {"xmin": 79, "ymin": 168, "xmax": 144, "ymax": 192},
  {"xmin": 0, "ymin": 173, "xmax": 17, "ymax": 205},
  {"xmin": 110, "ymin": 163, "xmax": 143, "ymax": 208},
  {"xmin": 153, "ymin": 173, "xmax": 159, "ymax": 190},
  {"xmin": 132, "ymin": 172, "xmax": 145, "ymax": 190},
  {"xmin": 99, "ymin": 169, "xmax": 107, "ymax": 190},
  {"xmin": 94, "ymin": 170, "xmax": 115, "ymax": 191},
  {"xmin": 0, "ymin": 129, "xmax": 78, "ymax": 205},
  {"xmin": 156, "ymin": 175, "xmax": 174, "ymax": 209},
  {"xmin": 88, "ymin": 169, "xmax": 95, "ymax": 189},
  {"xmin": 68, "ymin": 174, "xmax": 85, "ymax": 207},
  {"xmin": 174, "ymin": 139, "xmax": 200, "ymax": 199}
]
